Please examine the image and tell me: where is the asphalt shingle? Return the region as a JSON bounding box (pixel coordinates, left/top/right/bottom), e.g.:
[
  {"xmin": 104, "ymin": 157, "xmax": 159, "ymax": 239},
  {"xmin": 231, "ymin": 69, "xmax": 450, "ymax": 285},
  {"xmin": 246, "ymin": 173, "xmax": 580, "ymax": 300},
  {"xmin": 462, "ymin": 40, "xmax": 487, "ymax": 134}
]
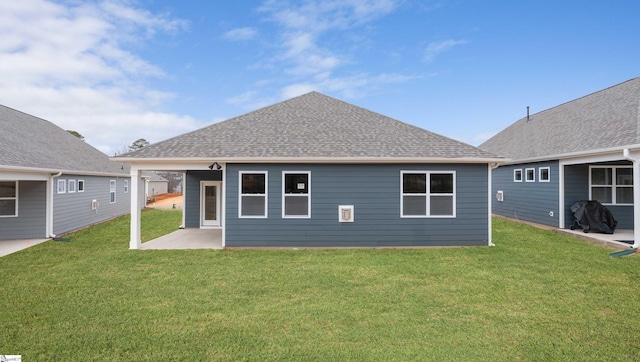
[{"xmin": 119, "ymin": 92, "xmax": 497, "ymax": 160}]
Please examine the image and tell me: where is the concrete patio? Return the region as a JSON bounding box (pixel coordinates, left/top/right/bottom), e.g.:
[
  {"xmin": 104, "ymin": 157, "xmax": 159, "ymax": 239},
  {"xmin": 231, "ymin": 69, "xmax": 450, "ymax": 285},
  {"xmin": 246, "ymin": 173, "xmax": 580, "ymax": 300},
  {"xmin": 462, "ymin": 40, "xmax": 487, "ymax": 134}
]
[
  {"xmin": 140, "ymin": 228, "xmax": 223, "ymax": 250},
  {"xmin": 0, "ymin": 238, "xmax": 50, "ymax": 257},
  {"xmin": 559, "ymin": 228, "xmax": 635, "ymax": 249}
]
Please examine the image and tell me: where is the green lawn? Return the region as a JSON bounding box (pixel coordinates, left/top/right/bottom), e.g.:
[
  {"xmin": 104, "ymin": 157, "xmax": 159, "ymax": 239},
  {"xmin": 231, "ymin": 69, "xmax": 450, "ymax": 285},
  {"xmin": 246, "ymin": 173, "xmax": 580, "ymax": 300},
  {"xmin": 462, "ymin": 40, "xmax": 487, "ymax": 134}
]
[{"xmin": 1, "ymin": 210, "xmax": 639, "ymax": 361}]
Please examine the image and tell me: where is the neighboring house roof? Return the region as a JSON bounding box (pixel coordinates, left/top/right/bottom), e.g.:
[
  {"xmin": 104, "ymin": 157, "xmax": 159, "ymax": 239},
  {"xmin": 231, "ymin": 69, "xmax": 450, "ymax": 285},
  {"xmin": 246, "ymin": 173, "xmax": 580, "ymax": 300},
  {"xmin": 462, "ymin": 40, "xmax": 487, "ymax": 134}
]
[
  {"xmin": 479, "ymin": 77, "xmax": 640, "ymax": 161},
  {"xmin": 118, "ymin": 92, "xmax": 500, "ymax": 162},
  {"xmin": 141, "ymin": 171, "xmax": 169, "ymax": 182},
  {"xmin": 0, "ymin": 104, "xmax": 128, "ymax": 175}
]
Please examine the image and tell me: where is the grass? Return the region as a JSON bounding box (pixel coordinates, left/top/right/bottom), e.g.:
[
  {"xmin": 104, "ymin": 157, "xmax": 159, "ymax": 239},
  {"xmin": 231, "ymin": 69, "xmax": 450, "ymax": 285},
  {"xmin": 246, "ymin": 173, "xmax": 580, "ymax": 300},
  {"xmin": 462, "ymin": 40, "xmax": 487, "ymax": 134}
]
[{"xmin": 1, "ymin": 210, "xmax": 639, "ymax": 360}]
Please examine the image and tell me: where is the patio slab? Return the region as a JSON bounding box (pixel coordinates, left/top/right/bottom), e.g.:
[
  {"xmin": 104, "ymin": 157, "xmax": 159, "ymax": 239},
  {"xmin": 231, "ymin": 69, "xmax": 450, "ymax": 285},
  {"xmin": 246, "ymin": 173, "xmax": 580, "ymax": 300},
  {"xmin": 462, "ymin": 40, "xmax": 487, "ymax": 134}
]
[
  {"xmin": 558, "ymin": 228, "xmax": 635, "ymax": 249},
  {"xmin": 140, "ymin": 228, "xmax": 222, "ymax": 250},
  {"xmin": 0, "ymin": 238, "xmax": 50, "ymax": 257}
]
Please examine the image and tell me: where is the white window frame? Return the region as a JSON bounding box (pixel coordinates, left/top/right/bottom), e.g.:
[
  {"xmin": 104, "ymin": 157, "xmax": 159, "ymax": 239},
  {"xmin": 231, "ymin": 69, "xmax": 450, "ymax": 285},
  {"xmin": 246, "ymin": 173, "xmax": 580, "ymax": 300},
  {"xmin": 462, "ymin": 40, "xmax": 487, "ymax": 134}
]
[
  {"xmin": 282, "ymin": 171, "xmax": 311, "ymax": 218},
  {"xmin": 400, "ymin": 170, "xmax": 456, "ymax": 218},
  {"xmin": 525, "ymin": 168, "xmax": 535, "ymax": 182},
  {"xmin": 514, "ymin": 169, "xmax": 522, "ymax": 182},
  {"xmin": 539, "ymin": 167, "xmax": 550, "ymax": 182},
  {"xmin": 57, "ymin": 179, "xmax": 66, "ymax": 194},
  {"xmin": 78, "ymin": 180, "xmax": 85, "ymax": 192},
  {"xmin": 239, "ymin": 171, "xmax": 268, "ymax": 218},
  {"xmin": 589, "ymin": 166, "xmax": 633, "ymax": 205},
  {"xmin": 124, "ymin": 179, "xmax": 129, "ymax": 193},
  {"xmin": 68, "ymin": 179, "xmax": 76, "ymax": 193},
  {"xmin": 0, "ymin": 181, "xmax": 18, "ymax": 218},
  {"xmin": 110, "ymin": 180, "xmax": 116, "ymax": 204}
]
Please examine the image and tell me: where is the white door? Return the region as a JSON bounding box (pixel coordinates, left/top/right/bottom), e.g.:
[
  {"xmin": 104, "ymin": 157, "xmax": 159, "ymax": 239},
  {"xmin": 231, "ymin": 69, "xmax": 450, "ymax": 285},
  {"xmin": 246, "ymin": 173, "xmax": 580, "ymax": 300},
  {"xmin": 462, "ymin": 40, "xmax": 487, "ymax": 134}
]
[{"xmin": 200, "ymin": 181, "xmax": 221, "ymax": 227}]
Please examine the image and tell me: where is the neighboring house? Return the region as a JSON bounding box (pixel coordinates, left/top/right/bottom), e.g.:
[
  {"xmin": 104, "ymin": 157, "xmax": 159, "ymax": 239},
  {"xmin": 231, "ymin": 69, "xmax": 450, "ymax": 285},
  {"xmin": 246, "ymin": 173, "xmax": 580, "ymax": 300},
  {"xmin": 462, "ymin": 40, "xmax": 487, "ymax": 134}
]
[
  {"xmin": 116, "ymin": 92, "xmax": 503, "ymax": 249},
  {"xmin": 0, "ymin": 104, "xmax": 136, "ymax": 240},
  {"xmin": 142, "ymin": 171, "xmax": 169, "ymax": 197},
  {"xmin": 479, "ymin": 77, "xmax": 640, "ymax": 248}
]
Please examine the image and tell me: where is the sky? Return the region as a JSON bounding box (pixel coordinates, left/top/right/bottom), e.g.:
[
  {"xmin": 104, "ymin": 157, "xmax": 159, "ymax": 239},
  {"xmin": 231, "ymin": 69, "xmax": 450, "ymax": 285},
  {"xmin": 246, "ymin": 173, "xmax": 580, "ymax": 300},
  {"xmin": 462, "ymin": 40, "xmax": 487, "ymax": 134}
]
[{"xmin": 1, "ymin": 0, "xmax": 639, "ymax": 156}]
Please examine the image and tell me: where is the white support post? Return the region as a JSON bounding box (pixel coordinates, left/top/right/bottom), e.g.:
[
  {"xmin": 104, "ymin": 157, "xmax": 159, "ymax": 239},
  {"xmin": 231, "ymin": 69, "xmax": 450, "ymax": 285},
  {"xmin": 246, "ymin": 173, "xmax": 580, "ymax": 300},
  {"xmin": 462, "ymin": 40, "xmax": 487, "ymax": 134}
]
[
  {"xmin": 130, "ymin": 168, "xmax": 141, "ymax": 249},
  {"xmin": 623, "ymin": 149, "xmax": 640, "ymax": 249},
  {"xmin": 488, "ymin": 163, "xmax": 499, "ymax": 246}
]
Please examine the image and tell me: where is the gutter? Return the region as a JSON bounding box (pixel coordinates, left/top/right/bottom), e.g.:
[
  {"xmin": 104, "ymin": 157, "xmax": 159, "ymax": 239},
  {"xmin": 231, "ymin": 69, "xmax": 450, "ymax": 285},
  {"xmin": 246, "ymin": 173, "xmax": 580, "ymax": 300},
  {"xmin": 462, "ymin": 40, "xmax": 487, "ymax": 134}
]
[
  {"xmin": 623, "ymin": 149, "xmax": 640, "ymax": 248},
  {"xmin": 487, "ymin": 163, "xmax": 500, "ymax": 246},
  {"xmin": 47, "ymin": 171, "xmax": 62, "ymax": 238}
]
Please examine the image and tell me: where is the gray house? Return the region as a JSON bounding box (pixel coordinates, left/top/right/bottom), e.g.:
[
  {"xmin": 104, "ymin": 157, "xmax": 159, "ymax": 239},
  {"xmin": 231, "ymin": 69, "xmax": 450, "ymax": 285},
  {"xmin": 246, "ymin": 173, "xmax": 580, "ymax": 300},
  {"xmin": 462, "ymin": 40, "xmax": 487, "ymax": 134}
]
[
  {"xmin": 0, "ymin": 105, "xmax": 133, "ymax": 240},
  {"xmin": 480, "ymin": 77, "xmax": 640, "ymax": 248},
  {"xmin": 142, "ymin": 171, "xmax": 169, "ymax": 197},
  {"xmin": 116, "ymin": 92, "xmax": 503, "ymax": 249}
]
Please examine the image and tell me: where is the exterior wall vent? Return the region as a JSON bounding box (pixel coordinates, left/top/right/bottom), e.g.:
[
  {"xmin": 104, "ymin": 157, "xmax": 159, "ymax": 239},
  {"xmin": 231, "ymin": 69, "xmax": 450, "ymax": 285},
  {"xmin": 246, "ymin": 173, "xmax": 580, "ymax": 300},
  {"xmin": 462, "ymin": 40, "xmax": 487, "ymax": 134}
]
[
  {"xmin": 496, "ymin": 191, "xmax": 504, "ymax": 202},
  {"xmin": 92, "ymin": 199, "xmax": 100, "ymax": 210},
  {"xmin": 338, "ymin": 205, "xmax": 354, "ymax": 222}
]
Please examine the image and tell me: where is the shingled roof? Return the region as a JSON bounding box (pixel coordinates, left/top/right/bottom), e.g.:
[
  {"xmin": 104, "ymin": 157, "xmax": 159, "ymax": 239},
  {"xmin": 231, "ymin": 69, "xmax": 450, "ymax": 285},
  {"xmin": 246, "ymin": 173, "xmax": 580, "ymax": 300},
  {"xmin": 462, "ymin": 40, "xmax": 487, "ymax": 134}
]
[
  {"xmin": 0, "ymin": 105, "xmax": 128, "ymax": 175},
  {"xmin": 480, "ymin": 77, "xmax": 640, "ymax": 161},
  {"xmin": 118, "ymin": 92, "xmax": 498, "ymax": 161}
]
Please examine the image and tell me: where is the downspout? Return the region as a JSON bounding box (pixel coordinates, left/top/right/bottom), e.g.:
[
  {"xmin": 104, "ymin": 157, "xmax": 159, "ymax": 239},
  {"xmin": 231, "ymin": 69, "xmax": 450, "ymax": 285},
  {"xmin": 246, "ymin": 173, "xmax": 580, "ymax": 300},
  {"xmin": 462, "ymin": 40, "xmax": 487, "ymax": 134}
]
[
  {"xmin": 488, "ymin": 163, "xmax": 500, "ymax": 246},
  {"xmin": 623, "ymin": 149, "xmax": 640, "ymax": 249},
  {"xmin": 47, "ymin": 172, "xmax": 62, "ymax": 238}
]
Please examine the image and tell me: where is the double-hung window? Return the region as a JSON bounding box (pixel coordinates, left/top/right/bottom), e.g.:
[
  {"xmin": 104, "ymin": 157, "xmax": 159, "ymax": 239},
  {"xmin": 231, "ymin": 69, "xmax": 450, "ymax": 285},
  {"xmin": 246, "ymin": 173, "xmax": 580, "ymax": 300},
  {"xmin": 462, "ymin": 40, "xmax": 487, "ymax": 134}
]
[
  {"xmin": 590, "ymin": 166, "xmax": 633, "ymax": 205},
  {"xmin": 68, "ymin": 180, "xmax": 76, "ymax": 193},
  {"xmin": 57, "ymin": 179, "xmax": 66, "ymax": 194},
  {"xmin": 239, "ymin": 171, "xmax": 268, "ymax": 218},
  {"xmin": 283, "ymin": 172, "xmax": 310, "ymax": 218},
  {"xmin": 0, "ymin": 181, "xmax": 18, "ymax": 217},
  {"xmin": 401, "ymin": 171, "xmax": 456, "ymax": 217},
  {"xmin": 110, "ymin": 180, "xmax": 116, "ymax": 204}
]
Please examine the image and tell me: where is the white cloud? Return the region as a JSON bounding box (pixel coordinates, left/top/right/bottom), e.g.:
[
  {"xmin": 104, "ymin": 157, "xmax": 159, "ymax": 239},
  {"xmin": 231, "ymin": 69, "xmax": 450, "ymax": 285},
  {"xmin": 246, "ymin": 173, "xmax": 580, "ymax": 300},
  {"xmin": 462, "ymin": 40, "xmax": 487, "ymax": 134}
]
[
  {"xmin": 423, "ymin": 39, "xmax": 468, "ymax": 63},
  {"xmin": 223, "ymin": 27, "xmax": 258, "ymax": 41},
  {"xmin": 0, "ymin": 0, "xmax": 197, "ymax": 156}
]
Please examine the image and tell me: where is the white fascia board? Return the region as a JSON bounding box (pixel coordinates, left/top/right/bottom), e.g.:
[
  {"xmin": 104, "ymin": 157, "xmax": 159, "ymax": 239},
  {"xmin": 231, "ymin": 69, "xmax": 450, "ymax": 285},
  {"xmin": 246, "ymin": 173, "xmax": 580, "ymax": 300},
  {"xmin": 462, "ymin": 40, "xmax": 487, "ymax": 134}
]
[
  {"xmin": 501, "ymin": 144, "xmax": 640, "ymax": 166},
  {"xmin": 0, "ymin": 165, "xmax": 129, "ymax": 178},
  {"xmin": 115, "ymin": 156, "xmax": 507, "ymax": 166},
  {"xmin": 0, "ymin": 170, "xmax": 49, "ymax": 181}
]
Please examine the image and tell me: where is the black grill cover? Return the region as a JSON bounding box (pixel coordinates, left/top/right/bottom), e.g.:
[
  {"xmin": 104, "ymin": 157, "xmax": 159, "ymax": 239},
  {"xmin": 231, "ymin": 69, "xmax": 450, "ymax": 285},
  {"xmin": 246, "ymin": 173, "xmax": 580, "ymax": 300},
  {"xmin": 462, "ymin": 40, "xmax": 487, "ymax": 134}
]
[{"xmin": 570, "ymin": 200, "xmax": 617, "ymax": 234}]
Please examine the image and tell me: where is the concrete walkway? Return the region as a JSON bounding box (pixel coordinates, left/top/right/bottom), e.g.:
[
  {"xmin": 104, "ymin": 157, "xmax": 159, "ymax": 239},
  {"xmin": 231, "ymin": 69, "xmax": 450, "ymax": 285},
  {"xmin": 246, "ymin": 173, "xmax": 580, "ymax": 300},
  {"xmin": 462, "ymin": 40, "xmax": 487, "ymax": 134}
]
[
  {"xmin": 140, "ymin": 228, "xmax": 223, "ymax": 250},
  {"xmin": 0, "ymin": 238, "xmax": 50, "ymax": 257},
  {"xmin": 559, "ymin": 228, "xmax": 634, "ymax": 249}
]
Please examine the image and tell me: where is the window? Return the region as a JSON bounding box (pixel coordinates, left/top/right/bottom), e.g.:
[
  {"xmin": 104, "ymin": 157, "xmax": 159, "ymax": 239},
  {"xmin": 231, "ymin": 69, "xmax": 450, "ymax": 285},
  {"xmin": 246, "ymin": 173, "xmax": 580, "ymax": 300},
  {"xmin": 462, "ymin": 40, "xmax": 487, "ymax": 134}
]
[
  {"xmin": 590, "ymin": 166, "xmax": 633, "ymax": 205},
  {"xmin": 401, "ymin": 171, "xmax": 455, "ymax": 217},
  {"xmin": 124, "ymin": 180, "xmax": 129, "ymax": 193},
  {"xmin": 514, "ymin": 169, "xmax": 522, "ymax": 182},
  {"xmin": 78, "ymin": 180, "xmax": 85, "ymax": 192},
  {"xmin": 0, "ymin": 181, "xmax": 17, "ymax": 217},
  {"xmin": 239, "ymin": 172, "xmax": 267, "ymax": 217},
  {"xmin": 525, "ymin": 168, "xmax": 535, "ymax": 182},
  {"xmin": 110, "ymin": 180, "xmax": 116, "ymax": 204},
  {"xmin": 68, "ymin": 180, "xmax": 76, "ymax": 193},
  {"xmin": 539, "ymin": 167, "xmax": 550, "ymax": 182},
  {"xmin": 57, "ymin": 179, "xmax": 66, "ymax": 193},
  {"xmin": 283, "ymin": 171, "xmax": 310, "ymax": 218}
]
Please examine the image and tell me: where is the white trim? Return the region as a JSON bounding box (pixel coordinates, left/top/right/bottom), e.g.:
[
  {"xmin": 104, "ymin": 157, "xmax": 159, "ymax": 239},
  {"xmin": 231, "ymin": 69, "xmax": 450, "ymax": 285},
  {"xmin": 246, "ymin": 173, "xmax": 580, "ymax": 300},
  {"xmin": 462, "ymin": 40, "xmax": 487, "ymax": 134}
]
[
  {"xmin": 221, "ymin": 169, "xmax": 226, "ymax": 248},
  {"xmin": 57, "ymin": 179, "xmax": 66, "ymax": 193},
  {"xmin": 513, "ymin": 169, "xmax": 523, "ymax": 182},
  {"xmin": 559, "ymin": 163, "xmax": 565, "ymax": 228},
  {"xmin": 238, "ymin": 171, "xmax": 268, "ymax": 218},
  {"xmin": 200, "ymin": 181, "xmax": 221, "ymax": 227},
  {"xmin": 525, "ymin": 168, "xmax": 535, "ymax": 182},
  {"xmin": 539, "ymin": 167, "xmax": 550, "ymax": 182},
  {"xmin": 400, "ymin": 170, "xmax": 456, "ymax": 218},
  {"xmin": 0, "ymin": 180, "xmax": 18, "ymax": 218},
  {"xmin": 129, "ymin": 170, "xmax": 141, "ymax": 249},
  {"xmin": 282, "ymin": 171, "xmax": 311, "ymax": 219},
  {"xmin": 115, "ymin": 156, "xmax": 506, "ymax": 166},
  {"xmin": 589, "ymin": 166, "xmax": 633, "ymax": 206},
  {"xmin": 181, "ymin": 172, "xmax": 187, "ymax": 229},
  {"xmin": 0, "ymin": 164, "xmax": 129, "ymax": 178},
  {"xmin": 109, "ymin": 179, "xmax": 116, "ymax": 204},
  {"xmin": 0, "ymin": 171, "xmax": 48, "ymax": 181},
  {"xmin": 68, "ymin": 179, "xmax": 76, "ymax": 193},
  {"xmin": 78, "ymin": 180, "xmax": 85, "ymax": 192},
  {"xmin": 495, "ymin": 143, "xmax": 640, "ymax": 165}
]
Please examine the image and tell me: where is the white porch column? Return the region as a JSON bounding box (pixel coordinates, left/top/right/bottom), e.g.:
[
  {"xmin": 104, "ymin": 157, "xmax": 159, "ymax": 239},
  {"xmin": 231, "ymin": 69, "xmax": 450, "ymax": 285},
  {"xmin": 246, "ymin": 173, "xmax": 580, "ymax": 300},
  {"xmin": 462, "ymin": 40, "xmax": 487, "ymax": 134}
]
[
  {"xmin": 623, "ymin": 149, "xmax": 640, "ymax": 248},
  {"xmin": 130, "ymin": 168, "xmax": 142, "ymax": 249}
]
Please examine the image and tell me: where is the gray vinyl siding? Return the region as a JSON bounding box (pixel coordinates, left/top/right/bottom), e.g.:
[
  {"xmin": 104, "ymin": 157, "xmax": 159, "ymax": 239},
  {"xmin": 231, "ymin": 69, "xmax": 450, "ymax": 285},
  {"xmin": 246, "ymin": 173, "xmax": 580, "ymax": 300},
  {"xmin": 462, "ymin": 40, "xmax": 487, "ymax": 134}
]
[
  {"xmin": 491, "ymin": 161, "xmax": 559, "ymax": 227},
  {"xmin": 184, "ymin": 170, "xmax": 222, "ymax": 228},
  {"xmin": 564, "ymin": 162, "xmax": 633, "ymax": 229},
  {"xmin": 53, "ymin": 175, "xmax": 131, "ymax": 235},
  {"xmin": 223, "ymin": 163, "xmax": 489, "ymax": 247},
  {"xmin": 0, "ymin": 181, "xmax": 46, "ymax": 239}
]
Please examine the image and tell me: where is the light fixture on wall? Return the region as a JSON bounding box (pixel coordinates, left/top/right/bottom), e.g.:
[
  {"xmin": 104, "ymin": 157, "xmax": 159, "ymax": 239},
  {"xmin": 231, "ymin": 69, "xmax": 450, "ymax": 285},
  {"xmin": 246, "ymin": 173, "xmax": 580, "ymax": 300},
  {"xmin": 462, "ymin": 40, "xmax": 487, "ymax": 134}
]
[{"xmin": 209, "ymin": 162, "xmax": 222, "ymax": 170}]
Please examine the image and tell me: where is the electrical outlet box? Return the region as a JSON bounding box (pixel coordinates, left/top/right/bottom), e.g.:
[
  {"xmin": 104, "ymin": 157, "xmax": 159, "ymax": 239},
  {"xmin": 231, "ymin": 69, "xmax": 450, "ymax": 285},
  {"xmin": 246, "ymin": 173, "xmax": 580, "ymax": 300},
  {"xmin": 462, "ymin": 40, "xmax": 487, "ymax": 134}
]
[{"xmin": 338, "ymin": 205, "xmax": 354, "ymax": 222}]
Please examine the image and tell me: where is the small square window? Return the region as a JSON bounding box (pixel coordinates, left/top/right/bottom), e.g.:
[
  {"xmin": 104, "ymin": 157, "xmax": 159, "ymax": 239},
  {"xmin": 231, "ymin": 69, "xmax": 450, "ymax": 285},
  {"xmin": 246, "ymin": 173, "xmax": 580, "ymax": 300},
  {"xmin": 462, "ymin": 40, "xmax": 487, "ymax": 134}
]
[
  {"xmin": 539, "ymin": 167, "xmax": 550, "ymax": 182},
  {"xmin": 525, "ymin": 168, "xmax": 535, "ymax": 182},
  {"xmin": 514, "ymin": 169, "xmax": 522, "ymax": 182},
  {"xmin": 68, "ymin": 180, "xmax": 76, "ymax": 193},
  {"xmin": 57, "ymin": 179, "xmax": 66, "ymax": 193},
  {"xmin": 78, "ymin": 180, "xmax": 85, "ymax": 192}
]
